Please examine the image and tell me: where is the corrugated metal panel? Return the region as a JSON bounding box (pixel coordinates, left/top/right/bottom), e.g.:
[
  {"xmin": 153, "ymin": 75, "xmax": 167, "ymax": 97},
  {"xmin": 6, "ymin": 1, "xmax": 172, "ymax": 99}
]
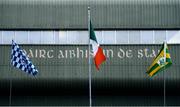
[
  {"xmin": 0, "ymin": 45, "xmax": 180, "ymax": 105},
  {"xmin": 0, "ymin": 0, "xmax": 180, "ymax": 29}
]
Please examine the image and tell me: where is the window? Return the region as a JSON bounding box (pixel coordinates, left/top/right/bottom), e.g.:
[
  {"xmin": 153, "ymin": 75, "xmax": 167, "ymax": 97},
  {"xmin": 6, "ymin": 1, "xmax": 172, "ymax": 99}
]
[
  {"xmin": 141, "ymin": 31, "xmax": 153, "ymax": 44},
  {"xmin": 116, "ymin": 31, "xmax": 128, "ymax": 44},
  {"xmin": 2, "ymin": 31, "xmax": 14, "ymax": 44},
  {"xmin": 15, "ymin": 31, "xmax": 28, "ymax": 44},
  {"xmin": 1, "ymin": 30, "xmax": 180, "ymax": 45},
  {"xmin": 103, "ymin": 31, "xmax": 115, "ymax": 44},
  {"xmin": 129, "ymin": 31, "xmax": 140, "ymax": 44},
  {"xmin": 29, "ymin": 31, "xmax": 41, "ymax": 44},
  {"xmin": 154, "ymin": 31, "xmax": 166, "ymax": 44}
]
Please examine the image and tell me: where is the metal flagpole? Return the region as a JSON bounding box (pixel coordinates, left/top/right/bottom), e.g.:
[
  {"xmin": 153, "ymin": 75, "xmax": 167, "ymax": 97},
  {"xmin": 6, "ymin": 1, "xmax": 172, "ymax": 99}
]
[
  {"xmin": 163, "ymin": 64, "xmax": 166, "ymax": 107},
  {"xmin": 88, "ymin": 7, "xmax": 92, "ymax": 107},
  {"xmin": 9, "ymin": 41, "xmax": 13, "ymax": 106},
  {"xmin": 163, "ymin": 32, "xmax": 167, "ymax": 107},
  {"xmin": 9, "ymin": 67, "xmax": 12, "ymax": 106},
  {"xmin": 163, "ymin": 33, "xmax": 167, "ymax": 107}
]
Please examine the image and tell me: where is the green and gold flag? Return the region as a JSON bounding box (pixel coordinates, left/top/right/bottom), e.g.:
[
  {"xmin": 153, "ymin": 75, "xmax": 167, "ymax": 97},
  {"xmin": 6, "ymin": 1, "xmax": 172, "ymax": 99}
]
[{"xmin": 147, "ymin": 42, "xmax": 172, "ymax": 77}]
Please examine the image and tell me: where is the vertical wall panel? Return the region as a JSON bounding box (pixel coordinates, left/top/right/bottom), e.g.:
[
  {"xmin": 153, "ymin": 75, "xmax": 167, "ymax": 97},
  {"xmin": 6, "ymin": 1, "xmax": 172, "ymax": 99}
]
[
  {"xmin": 1, "ymin": 45, "xmax": 180, "ymax": 106},
  {"xmin": 0, "ymin": 0, "xmax": 180, "ymax": 29}
]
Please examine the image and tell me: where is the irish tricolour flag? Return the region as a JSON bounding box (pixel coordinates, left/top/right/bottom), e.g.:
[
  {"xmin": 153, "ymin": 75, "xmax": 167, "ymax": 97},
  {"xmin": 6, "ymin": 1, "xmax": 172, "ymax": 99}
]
[{"xmin": 90, "ymin": 21, "xmax": 106, "ymax": 70}]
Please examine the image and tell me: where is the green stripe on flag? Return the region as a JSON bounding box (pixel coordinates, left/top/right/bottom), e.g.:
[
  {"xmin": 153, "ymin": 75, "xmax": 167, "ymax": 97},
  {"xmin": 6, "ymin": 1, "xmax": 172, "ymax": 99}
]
[
  {"xmin": 146, "ymin": 42, "xmax": 172, "ymax": 77},
  {"xmin": 90, "ymin": 21, "xmax": 97, "ymax": 43},
  {"xmin": 147, "ymin": 63, "xmax": 159, "ymax": 74},
  {"xmin": 166, "ymin": 58, "xmax": 172, "ymax": 63},
  {"xmin": 150, "ymin": 62, "xmax": 172, "ymax": 77}
]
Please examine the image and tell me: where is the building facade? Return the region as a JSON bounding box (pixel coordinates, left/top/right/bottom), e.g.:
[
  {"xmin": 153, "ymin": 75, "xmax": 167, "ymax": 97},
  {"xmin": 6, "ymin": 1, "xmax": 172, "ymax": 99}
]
[{"xmin": 0, "ymin": 0, "xmax": 180, "ymax": 106}]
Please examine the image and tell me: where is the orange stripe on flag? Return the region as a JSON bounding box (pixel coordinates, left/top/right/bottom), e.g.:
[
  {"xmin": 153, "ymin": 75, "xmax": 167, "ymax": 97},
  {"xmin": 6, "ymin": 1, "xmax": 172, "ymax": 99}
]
[{"xmin": 94, "ymin": 47, "xmax": 106, "ymax": 70}]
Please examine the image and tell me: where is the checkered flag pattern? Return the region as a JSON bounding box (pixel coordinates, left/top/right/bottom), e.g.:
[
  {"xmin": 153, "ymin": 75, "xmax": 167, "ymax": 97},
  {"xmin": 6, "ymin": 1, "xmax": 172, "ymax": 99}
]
[{"xmin": 11, "ymin": 40, "xmax": 38, "ymax": 76}]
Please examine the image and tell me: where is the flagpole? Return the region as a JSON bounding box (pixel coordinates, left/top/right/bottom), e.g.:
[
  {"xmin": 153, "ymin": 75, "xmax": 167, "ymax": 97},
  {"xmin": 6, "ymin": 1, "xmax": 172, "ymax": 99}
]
[
  {"xmin": 88, "ymin": 7, "xmax": 92, "ymax": 107},
  {"xmin": 9, "ymin": 41, "xmax": 13, "ymax": 106},
  {"xmin": 9, "ymin": 67, "xmax": 12, "ymax": 106},
  {"xmin": 163, "ymin": 36, "xmax": 167, "ymax": 107},
  {"xmin": 163, "ymin": 65, "xmax": 166, "ymax": 107}
]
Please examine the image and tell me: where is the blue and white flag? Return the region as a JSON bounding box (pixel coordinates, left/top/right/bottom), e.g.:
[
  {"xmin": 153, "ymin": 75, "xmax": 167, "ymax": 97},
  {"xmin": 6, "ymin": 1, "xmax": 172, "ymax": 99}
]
[{"xmin": 11, "ymin": 40, "xmax": 38, "ymax": 76}]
